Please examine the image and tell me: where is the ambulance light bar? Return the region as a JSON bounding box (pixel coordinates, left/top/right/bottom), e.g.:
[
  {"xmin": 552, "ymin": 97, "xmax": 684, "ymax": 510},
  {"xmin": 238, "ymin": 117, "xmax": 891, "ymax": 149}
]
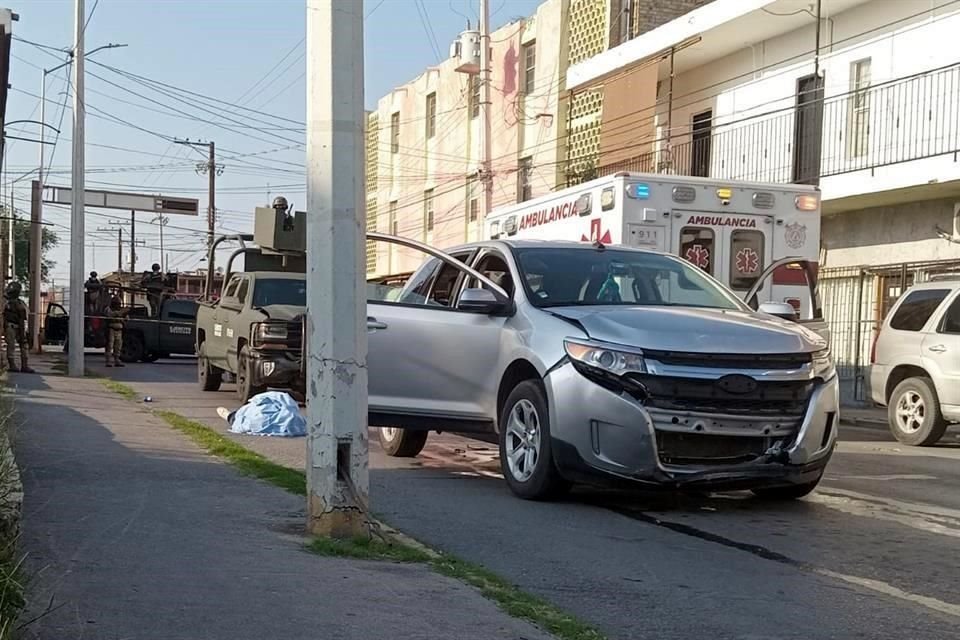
[
  {"xmin": 672, "ymin": 186, "xmax": 696, "ymax": 203},
  {"xmin": 625, "ymin": 183, "xmax": 650, "ymax": 200},
  {"xmin": 752, "ymin": 192, "xmax": 775, "ymax": 209},
  {"xmin": 795, "ymin": 194, "xmax": 819, "ymax": 211}
]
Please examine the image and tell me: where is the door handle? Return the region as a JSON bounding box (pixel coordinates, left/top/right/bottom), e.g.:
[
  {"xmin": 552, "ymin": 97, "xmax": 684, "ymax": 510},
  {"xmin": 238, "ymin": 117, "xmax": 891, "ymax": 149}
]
[
  {"xmin": 366, "ymin": 317, "xmax": 388, "ymax": 331},
  {"xmin": 928, "ymin": 344, "xmax": 947, "ymax": 353}
]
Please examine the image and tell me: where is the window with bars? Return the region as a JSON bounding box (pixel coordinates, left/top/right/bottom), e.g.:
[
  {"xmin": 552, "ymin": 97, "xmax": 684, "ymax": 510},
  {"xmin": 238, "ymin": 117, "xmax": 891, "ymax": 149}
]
[
  {"xmin": 426, "ymin": 92, "xmax": 437, "ymax": 139},
  {"xmin": 523, "ymin": 41, "xmax": 536, "ymax": 94},
  {"xmin": 389, "ymin": 200, "xmax": 398, "ymax": 235},
  {"xmin": 847, "ymin": 58, "xmax": 871, "ymax": 159},
  {"xmin": 390, "ymin": 112, "xmax": 400, "ymax": 153},
  {"xmin": 517, "ymin": 157, "xmax": 533, "ymax": 203},
  {"xmin": 469, "ymin": 197, "xmax": 479, "ymax": 222},
  {"xmin": 423, "ymin": 189, "xmax": 435, "ymax": 234},
  {"xmin": 470, "ymin": 76, "xmax": 480, "ymax": 119}
]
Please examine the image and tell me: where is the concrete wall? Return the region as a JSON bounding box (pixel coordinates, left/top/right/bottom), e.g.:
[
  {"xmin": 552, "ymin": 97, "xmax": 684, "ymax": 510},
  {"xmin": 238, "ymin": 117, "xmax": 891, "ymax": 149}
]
[
  {"xmin": 598, "ymin": 63, "xmax": 658, "ymax": 166},
  {"xmin": 823, "ymin": 198, "xmax": 960, "ymax": 268},
  {"xmin": 370, "ymin": 0, "xmax": 568, "ymax": 275}
]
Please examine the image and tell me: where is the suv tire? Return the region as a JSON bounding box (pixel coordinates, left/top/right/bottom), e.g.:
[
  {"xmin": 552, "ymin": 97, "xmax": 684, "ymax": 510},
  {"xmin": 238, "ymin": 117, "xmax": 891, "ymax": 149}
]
[
  {"xmin": 120, "ymin": 333, "xmax": 145, "ymax": 363},
  {"xmin": 498, "ymin": 380, "xmax": 570, "ymax": 500},
  {"xmin": 378, "ymin": 428, "xmax": 428, "ymax": 457},
  {"xmin": 198, "ymin": 346, "xmax": 222, "ymax": 392},
  {"xmin": 236, "ymin": 346, "xmax": 266, "ymax": 402},
  {"xmin": 888, "ymin": 377, "xmax": 948, "ymax": 446}
]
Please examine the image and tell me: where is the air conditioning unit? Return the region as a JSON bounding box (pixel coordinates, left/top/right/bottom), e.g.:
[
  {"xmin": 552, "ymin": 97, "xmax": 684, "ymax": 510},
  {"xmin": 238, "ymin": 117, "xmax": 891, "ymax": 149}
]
[{"xmin": 451, "ymin": 29, "xmax": 480, "ymax": 74}]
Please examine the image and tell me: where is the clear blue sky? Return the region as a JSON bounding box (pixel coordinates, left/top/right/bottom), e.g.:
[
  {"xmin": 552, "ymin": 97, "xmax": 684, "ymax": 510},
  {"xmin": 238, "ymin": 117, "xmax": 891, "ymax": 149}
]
[{"xmin": 5, "ymin": 0, "xmax": 542, "ymax": 284}]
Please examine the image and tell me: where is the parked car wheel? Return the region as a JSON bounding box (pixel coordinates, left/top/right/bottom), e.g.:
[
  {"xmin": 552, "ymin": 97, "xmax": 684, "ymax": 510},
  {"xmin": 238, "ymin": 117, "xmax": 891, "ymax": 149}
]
[
  {"xmin": 236, "ymin": 346, "xmax": 266, "ymax": 402},
  {"xmin": 752, "ymin": 472, "xmax": 823, "ymax": 500},
  {"xmin": 120, "ymin": 333, "xmax": 145, "ymax": 363},
  {"xmin": 498, "ymin": 380, "xmax": 570, "ymax": 500},
  {"xmin": 378, "ymin": 428, "xmax": 428, "ymax": 457},
  {"xmin": 198, "ymin": 346, "xmax": 222, "ymax": 392},
  {"xmin": 888, "ymin": 377, "xmax": 948, "ymax": 446}
]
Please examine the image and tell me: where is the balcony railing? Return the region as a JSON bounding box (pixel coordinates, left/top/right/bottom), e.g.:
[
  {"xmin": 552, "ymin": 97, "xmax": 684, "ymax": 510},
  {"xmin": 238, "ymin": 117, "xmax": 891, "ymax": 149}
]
[{"xmin": 584, "ymin": 62, "xmax": 960, "ymax": 185}]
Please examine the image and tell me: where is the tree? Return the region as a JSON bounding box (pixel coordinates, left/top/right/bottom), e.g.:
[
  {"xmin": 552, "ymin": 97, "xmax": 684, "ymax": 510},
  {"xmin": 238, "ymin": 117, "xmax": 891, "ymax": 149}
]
[{"xmin": 13, "ymin": 218, "xmax": 59, "ymax": 285}]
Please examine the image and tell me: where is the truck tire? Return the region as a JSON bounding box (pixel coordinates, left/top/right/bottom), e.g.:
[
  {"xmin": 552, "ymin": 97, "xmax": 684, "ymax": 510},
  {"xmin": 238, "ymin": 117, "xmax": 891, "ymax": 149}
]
[
  {"xmin": 236, "ymin": 346, "xmax": 266, "ymax": 402},
  {"xmin": 120, "ymin": 333, "xmax": 145, "ymax": 363},
  {"xmin": 378, "ymin": 428, "xmax": 428, "ymax": 457},
  {"xmin": 888, "ymin": 377, "xmax": 948, "ymax": 446},
  {"xmin": 142, "ymin": 352, "xmax": 161, "ymax": 363},
  {"xmin": 198, "ymin": 347, "xmax": 222, "ymax": 392}
]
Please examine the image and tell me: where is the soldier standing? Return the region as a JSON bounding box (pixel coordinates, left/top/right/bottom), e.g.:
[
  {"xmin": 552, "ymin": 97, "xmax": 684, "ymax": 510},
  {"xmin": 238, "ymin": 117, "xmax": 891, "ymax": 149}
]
[
  {"xmin": 4, "ymin": 281, "xmax": 34, "ymax": 373},
  {"xmin": 105, "ymin": 296, "xmax": 127, "ymax": 368}
]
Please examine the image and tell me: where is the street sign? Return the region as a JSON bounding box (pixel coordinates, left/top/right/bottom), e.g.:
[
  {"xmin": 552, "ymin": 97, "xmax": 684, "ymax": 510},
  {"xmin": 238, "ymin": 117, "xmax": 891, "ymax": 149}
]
[{"xmin": 42, "ymin": 186, "xmax": 199, "ymax": 216}]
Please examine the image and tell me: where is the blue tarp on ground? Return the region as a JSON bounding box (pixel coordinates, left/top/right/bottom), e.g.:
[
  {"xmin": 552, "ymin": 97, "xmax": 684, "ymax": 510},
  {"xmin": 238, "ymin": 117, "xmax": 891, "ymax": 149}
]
[{"xmin": 228, "ymin": 391, "xmax": 306, "ymax": 437}]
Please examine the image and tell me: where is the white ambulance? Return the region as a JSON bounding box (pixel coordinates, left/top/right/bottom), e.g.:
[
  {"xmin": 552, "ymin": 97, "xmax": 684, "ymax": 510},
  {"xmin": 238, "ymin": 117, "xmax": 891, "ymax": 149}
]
[{"xmin": 486, "ymin": 172, "xmax": 822, "ymax": 318}]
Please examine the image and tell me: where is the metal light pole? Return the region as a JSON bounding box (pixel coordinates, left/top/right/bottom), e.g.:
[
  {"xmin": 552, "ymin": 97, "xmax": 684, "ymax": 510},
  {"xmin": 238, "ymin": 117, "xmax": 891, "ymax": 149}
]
[
  {"xmin": 68, "ymin": 0, "xmax": 85, "ymax": 377},
  {"xmin": 305, "ymin": 0, "xmax": 368, "ymax": 538}
]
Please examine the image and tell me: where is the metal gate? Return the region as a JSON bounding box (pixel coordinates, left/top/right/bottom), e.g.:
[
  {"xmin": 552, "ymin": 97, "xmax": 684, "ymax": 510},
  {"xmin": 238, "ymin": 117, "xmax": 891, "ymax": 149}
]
[{"xmin": 821, "ymin": 258, "xmax": 960, "ymax": 406}]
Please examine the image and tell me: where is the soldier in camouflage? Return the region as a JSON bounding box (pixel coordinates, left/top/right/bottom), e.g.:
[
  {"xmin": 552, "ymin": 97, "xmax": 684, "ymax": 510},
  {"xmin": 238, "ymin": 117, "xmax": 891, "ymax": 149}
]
[
  {"xmin": 4, "ymin": 281, "xmax": 34, "ymax": 373},
  {"xmin": 105, "ymin": 295, "xmax": 127, "ymax": 368}
]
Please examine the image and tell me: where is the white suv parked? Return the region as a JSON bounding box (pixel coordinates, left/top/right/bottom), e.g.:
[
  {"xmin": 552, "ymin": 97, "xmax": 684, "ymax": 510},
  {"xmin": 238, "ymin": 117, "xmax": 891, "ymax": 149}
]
[{"xmin": 870, "ymin": 279, "xmax": 960, "ymax": 445}]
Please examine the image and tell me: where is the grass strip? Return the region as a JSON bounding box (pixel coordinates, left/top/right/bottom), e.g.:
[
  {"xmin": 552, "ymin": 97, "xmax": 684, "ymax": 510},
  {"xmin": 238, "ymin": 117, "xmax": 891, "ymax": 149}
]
[{"xmin": 98, "ymin": 379, "xmax": 607, "ymax": 640}]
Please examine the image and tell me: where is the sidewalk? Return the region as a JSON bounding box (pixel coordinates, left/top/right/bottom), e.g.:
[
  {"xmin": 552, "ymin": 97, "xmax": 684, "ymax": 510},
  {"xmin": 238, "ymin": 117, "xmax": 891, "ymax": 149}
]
[
  {"xmin": 8, "ymin": 363, "xmax": 555, "ymax": 640},
  {"xmin": 841, "ymin": 406, "xmax": 888, "ymax": 427}
]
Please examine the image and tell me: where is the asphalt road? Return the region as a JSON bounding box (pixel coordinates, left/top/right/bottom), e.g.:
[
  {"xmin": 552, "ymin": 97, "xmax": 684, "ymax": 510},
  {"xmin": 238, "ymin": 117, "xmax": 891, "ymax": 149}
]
[{"xmin": 84, "ymin": 355, "xmax": 960, "ymax": 640}]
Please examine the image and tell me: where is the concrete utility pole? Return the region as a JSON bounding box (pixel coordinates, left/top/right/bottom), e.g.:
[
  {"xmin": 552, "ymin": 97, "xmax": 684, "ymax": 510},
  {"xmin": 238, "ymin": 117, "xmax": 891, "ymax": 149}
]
[
  {"xmin": 174, "ymin": 139, "xmax": 218, "ymax": 248},
  {"xmin": 29, "ymin": 180, "xmax": 41, "ymax": 350},
  {"xmin": 68, "ymin": 0, "xmax": 85, "ymax": 377},
  {"xmin": 304, "ymin": 0, "xmax": 368, "ymax": 538},
  {"xmin": 479, "ymin": 0, "xmax": 492, "ymax": 219},
  {"xmin": 129, "ymin": 210, "xmax": 136, "ymax": 273}
]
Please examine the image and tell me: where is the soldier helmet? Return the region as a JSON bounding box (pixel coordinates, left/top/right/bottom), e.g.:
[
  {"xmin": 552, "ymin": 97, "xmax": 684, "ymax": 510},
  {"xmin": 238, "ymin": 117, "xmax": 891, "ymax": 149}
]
[
  {"xmin": 152, "ymin": 263, "xmax": 161, "ymax": 272},
  {"xmin": 272, "ymin": 196, "xmax": 288, "ymax": 211},
  {"xmin": 5, "ymin": 281, "xmax": 21, "ymax": 298},
  {"xmin": 89, "ymin": 271, "xmax": 99, "ymax": 279}
]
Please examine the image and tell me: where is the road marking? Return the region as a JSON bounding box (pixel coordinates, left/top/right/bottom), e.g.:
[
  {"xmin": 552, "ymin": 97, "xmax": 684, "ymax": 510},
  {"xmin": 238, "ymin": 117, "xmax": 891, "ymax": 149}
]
[
  {"xmin": 817, "ymin": 569, "xmax": 960, "ymax": 618},
  {"xmin": 810, "ymin": 489, "xmax": 960, "ymax": 539}
]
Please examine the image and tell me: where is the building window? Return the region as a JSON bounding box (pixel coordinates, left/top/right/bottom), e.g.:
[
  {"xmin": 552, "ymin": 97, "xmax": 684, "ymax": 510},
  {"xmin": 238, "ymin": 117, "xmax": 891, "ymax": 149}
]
[
  {"xmin": 426, "ymin": 92, "xmax": 437, "ymax": 139},
  {"xmin": 517, "ymin": 157, "xmax": 533, "ymax": 203},
  {"xmin": 523, "ymin": 41, "xmax": 536, "ymax": 94},
  {"xmin": 423, "ymin": 189, "xmax": 434, "ymax": 233},
  {"xmin": 469, "ymin": 197, "xmax": 479, "ymax": 222},
  {"xmin": 470, "ymin": 76, "xmax": 480, "ymax": 119},
  {"xmin": 390, "ymin": 112, "xmax": 400, "ymax": 153},
  {"xmin": 690, "ymin": 110, "xmax": 712, "ymax": 177},
  {"xmin": 848, "ymin": 58, "xmax": 871, "ymax": 159},
  {"xmin": 389, "ymin": 200, "xmax": 398, "ymax": 235}
]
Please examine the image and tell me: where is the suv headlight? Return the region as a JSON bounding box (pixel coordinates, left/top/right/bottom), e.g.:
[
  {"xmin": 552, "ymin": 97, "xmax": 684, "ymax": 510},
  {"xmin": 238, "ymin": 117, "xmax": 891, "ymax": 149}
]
[
  {"xmin": 812, "ymin": 348, "xmax": 836, "ymax": 381},
  {"xmin": 564, "ymin": 338, "xmax": 647, "ymax": 377}
]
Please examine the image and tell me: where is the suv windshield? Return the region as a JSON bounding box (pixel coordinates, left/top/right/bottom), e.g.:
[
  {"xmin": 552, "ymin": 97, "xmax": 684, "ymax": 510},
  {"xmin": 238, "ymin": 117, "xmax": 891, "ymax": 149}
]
[
  {"xmin": 514, "ymin": 247, "xmax": 746, "ymax": 310},
  {"xmin": 252, "ymin": 278, "xmax": 306, "ymax": 307}
]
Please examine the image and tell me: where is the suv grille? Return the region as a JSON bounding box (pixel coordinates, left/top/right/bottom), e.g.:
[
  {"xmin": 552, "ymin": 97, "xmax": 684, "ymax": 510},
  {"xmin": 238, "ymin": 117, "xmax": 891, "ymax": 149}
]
[
  {"xmin": 656, "ymin": 432, "xmax": 771, "ymax": 465},
  {"xmin": 629, "ymin": 374, "xmax": 814, "ymax": 417},
  {"xmin": 642, "ymin": 349, "xmax": 811, "ymax": 370}
]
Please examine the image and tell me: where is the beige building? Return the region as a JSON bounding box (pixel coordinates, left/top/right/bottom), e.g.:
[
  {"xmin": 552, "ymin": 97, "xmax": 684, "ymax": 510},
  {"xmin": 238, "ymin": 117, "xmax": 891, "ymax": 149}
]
[{"xmin": 367, "ymin": 0, "xmax": 569, "ymax": 276}]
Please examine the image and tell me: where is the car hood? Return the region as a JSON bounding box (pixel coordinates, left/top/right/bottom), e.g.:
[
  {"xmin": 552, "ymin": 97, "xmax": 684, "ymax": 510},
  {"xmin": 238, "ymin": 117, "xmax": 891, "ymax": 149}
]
[
  {"xmin": 258, "ymin": 304, "xmax": 305, "ymax": 321},
  {"xmin": 546, "ymin": 306, "xmax": 826, "ymax": 354}
]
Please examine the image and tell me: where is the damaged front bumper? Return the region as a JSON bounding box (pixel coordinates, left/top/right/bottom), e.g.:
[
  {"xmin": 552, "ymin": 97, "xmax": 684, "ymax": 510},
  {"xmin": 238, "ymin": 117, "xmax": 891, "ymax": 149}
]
[{"xmin": 544, "ymin": 361, "xmax": 839, "ymax": 490}]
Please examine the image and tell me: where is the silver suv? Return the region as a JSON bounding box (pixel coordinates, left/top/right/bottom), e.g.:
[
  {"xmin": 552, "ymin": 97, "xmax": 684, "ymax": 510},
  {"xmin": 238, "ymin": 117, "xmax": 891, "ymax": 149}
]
[
  {"xmin": 368, "ymin": 236, "xmax": 838, "ymax": 500},
  {"xmin": 870, "ymin": 279, "xmax": 960, "ymax": 445}
]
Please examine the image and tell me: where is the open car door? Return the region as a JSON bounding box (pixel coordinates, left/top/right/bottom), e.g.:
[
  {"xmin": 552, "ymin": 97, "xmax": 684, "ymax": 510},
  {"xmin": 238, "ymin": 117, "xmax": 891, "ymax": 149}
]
[
  {"xmin": 745, "ymin": 257, "xmax": 830, "ymax": 346},
  {"xmin": 43, "ymin": 303, "xmax": 68, "ymax": 344}
]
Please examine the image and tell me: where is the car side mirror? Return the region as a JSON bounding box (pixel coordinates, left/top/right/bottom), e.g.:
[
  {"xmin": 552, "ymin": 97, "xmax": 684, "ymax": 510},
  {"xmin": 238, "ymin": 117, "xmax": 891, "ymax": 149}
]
[
  {"xmin": 459, "ymin": 288, "xmax": 506, "ymax": 314},
  {"xmin": 759, "ymin": 301, "xmax": 799, "ymax": 321}
]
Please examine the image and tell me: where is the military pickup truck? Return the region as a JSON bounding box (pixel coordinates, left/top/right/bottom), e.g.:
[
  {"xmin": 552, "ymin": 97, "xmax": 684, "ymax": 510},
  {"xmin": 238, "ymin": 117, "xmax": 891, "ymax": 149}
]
[{"xmin": 196, "ymin": 269, "xmax": 305, "ymax": 401}]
